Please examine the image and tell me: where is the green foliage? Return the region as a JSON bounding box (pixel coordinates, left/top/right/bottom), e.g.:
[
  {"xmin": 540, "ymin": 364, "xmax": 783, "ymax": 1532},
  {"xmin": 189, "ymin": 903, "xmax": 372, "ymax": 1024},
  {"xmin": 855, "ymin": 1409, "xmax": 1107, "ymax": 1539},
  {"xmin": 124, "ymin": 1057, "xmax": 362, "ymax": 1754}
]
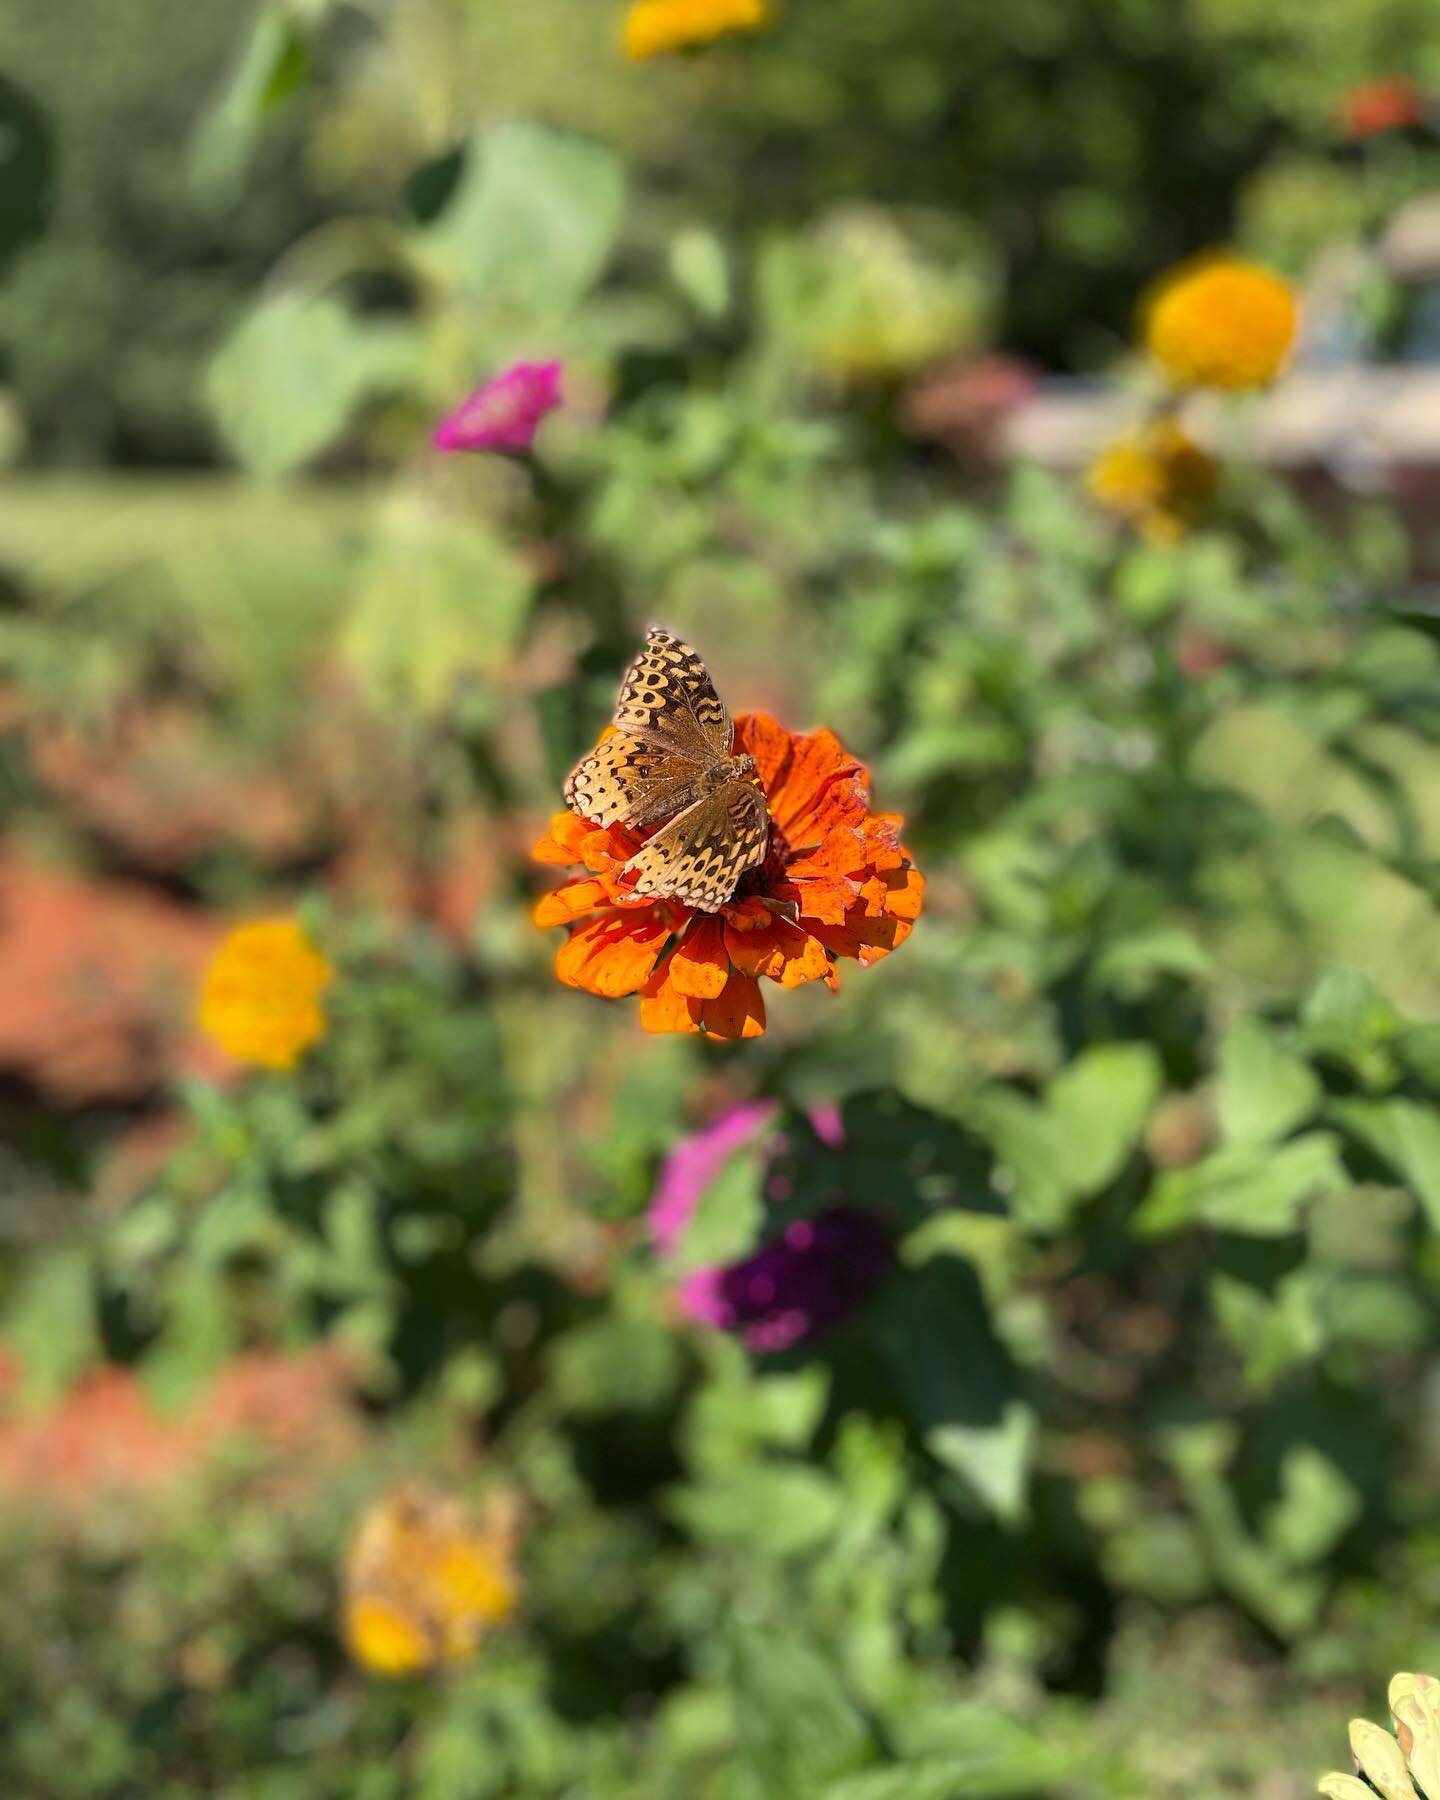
[{"xmin": 4, "ymin": 1, "xmax": 1440, "ymax": 1794}]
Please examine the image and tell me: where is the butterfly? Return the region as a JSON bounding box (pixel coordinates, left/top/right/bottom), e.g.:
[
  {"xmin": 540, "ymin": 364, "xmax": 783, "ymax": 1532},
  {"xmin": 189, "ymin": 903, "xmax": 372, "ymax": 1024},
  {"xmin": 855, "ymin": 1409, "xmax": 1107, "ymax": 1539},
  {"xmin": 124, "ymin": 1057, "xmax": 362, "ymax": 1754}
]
[{"xmin": 565, "ymin": 625, "xmax": 771, "ymax": 912}]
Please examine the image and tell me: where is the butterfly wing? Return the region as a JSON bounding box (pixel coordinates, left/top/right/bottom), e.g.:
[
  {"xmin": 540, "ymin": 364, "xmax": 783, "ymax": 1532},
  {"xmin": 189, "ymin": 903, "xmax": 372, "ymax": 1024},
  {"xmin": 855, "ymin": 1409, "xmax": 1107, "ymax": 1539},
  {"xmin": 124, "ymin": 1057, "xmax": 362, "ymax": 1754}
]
[
  {"xmin": 564, "ymin": 729, "xmax": 708, "ymax": 830},
  {"xmin": 618, "ymin": 779, "xmax": 770, "ymax": 912},
  {"xmin": 612, "ymin": 625, "xmax": 733, "ymax": 760}
]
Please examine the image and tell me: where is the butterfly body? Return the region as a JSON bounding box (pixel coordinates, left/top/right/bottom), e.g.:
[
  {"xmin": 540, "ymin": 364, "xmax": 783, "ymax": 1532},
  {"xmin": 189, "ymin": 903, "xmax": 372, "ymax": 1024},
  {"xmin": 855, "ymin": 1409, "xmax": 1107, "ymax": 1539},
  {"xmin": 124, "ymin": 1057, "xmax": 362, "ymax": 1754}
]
[{"xmin": 565, "ymin": 626, "xmax": 770, "ymax": 912}]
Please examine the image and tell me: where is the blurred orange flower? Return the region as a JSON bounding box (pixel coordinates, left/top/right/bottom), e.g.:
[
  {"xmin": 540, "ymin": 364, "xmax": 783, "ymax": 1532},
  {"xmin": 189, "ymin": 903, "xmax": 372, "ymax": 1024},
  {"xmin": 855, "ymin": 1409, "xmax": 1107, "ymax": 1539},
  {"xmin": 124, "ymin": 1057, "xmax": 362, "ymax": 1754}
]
[
  {"xmin": 533, "ymin": 714, "xmax": 923, "ymax": 1039},
  {"xmin": 343, "ymin": 1482, "xmax": 518, "ymax": 1677},
  {"xmin": 1085, "ymin": 416, "xmax": 1218, "ymax": 543},
  {"xmin": 1143, "ymin": 254, "xmax": 1299, "ymax": 392},
  {"xmin": 1339, "ymin": 76, "xmax": 1428, "ymax": 140},
  {"xmin": 624, "ymin": 0, "xmax": 770, "ymax": 61},
  {"xmin": 198, "ymin": 918, "xmax": 332, "ymax": 1071}
]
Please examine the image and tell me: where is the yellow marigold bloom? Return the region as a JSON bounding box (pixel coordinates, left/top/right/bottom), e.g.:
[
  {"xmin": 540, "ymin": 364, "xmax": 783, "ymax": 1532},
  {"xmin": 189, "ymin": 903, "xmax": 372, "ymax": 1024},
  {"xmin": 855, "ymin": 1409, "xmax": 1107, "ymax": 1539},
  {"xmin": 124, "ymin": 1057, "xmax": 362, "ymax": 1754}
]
[
  {"xmin": 342, "ymin": 1482, "xmax": 518, "ymax": 1678},
  {"xmin": 1143, "ymin": 254, "xmax": 1299, "ymax": 391},
  {"xmin": 624, "ymin": 0, "xmax": 769, "ymax": 61},
  {"xmin": 1085, "ymin": 416, "xmax": 1218, "ymax": 543},
  {"xmin": 1318, "ymin": 1670, "xmax": 1440, "ymax": 1798},
  {"xmin": 198, "ymin": 918, "xmax": 332, "ymax": 1071}
]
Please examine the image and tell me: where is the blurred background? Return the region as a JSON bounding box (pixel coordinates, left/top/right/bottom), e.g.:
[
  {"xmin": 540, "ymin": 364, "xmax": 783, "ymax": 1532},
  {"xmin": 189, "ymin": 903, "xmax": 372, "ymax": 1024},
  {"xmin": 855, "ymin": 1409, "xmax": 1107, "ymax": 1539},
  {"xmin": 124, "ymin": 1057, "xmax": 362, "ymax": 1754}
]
[{"xmin": 4, "ymin": 2, "xmax": 1440, "ymax": 1795}]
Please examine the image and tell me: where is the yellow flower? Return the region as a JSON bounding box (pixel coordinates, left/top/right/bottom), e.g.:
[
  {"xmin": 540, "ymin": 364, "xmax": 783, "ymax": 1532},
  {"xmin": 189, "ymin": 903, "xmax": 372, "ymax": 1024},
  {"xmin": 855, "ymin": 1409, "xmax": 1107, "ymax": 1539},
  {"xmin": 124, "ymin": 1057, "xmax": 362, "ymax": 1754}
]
[
  {"xmin": 342, "ymin": 1482, "xmax": 518, "ymax": 1678},
  {"xmin": 1318, "ymin": 1671, "xmax": 1440, "ymax": 1798},
  {"xmin": 624, "ymin": 0, "xmax": 769, "ymax": 61},
  {"xmin": 1143, "ymin": 254, "xmax": 1299, "ymax": 391},
  {"xmin": 198, "ymin": 918, "xmax": 333, "ymax": 1071},
  {"xmin": 1085, "ymin": 416, "xmax": 1218, "ymax": 543}
]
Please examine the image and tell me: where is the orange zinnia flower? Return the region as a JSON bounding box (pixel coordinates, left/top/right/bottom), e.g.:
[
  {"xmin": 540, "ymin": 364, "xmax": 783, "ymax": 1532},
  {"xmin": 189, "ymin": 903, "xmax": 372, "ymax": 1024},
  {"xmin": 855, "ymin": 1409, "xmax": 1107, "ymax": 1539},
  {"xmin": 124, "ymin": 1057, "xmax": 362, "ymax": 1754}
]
[{"xmin": 532, "ymin": 715, "xmax": 923, "ymax": 1039}]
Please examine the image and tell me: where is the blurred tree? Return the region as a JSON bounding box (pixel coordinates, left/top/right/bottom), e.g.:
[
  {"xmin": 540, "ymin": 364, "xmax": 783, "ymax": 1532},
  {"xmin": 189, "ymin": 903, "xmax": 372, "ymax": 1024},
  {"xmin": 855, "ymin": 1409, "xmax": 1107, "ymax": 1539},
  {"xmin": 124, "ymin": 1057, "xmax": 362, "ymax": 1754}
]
[{"xmin": 306, "ymin": 0, "xmax": 1440, "ymax": 367}]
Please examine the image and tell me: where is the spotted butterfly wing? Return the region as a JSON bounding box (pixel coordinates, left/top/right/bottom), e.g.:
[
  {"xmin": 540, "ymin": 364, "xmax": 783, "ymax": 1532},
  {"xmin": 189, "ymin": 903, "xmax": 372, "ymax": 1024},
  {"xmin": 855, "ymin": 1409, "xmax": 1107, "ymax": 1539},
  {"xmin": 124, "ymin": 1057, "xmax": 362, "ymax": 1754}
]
[
  {"xmin": 619, "ymin": 781, "xmax": 771, "ymax": 911},
  {"xmin": 564, "ymin": 625, "xmax": 733, "ymax": 828},
  {"xmin": 565, "ymin": 624, "xmax": 770, "ymax": 911},
  {"xmin": 611, "ymin": 625, "xmax": 732, "ymax": 755},
  {"xmin": 564, "ymin": 729, "xmax": 707, "ymax": 831}
]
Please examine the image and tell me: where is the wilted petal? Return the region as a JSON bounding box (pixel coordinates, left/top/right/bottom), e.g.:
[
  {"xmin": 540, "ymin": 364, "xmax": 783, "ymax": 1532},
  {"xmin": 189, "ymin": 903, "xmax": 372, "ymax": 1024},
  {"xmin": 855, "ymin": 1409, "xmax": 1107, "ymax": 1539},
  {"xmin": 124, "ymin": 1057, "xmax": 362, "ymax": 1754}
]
[
  {"xmin": 1391, "ymin": 1673, "xmax": 1440, "ymax": 1798},
  {"xmin": 1349, "ymin": 1718, "xmax": 1419, "ymax": 1800}
]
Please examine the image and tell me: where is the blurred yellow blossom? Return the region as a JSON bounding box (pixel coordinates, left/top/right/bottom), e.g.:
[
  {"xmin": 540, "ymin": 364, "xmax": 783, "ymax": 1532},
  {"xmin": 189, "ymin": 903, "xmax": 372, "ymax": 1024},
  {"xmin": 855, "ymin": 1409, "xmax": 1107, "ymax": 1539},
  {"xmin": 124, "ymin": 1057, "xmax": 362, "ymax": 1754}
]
[
  {"xmin": 1085, "ymin": 416, "xmax": 1218, "ymax": 543},
  {"xmin": 624, "ymin": 0, "xmax": 770, "ymax": 61},
  {"xmin": 1144, "ymin": 254, "xmax": 1299, "ymax": 391},
  {"xmin": 342, "ymin": 1482, "xmax": 518, "ymax": 1678},
  {"xmin": 1318, "ymin": 1671, "xmax": 1440, "ymax": 1799},
  {"xmin": 198, "ymin": 918, "xmax": 332, "ymax": 1071}
]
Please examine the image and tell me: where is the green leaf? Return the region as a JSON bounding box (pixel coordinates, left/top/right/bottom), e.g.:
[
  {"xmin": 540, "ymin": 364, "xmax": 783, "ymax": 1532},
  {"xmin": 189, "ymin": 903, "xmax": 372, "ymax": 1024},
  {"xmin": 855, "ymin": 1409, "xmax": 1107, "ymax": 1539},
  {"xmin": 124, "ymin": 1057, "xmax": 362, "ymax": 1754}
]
[
  {"xmin": 1091, "ymin": 925, "xmax": 1213, "ymax": 997},
  {"xmin": 207, "ymin": 292, "xmax": 371, "ymax": 477},
  {"xmin": 669, "ymin": 1466, "xmax": 845, "ymax": 1557},
  {"xmin": 973, "ymin": 1044, "xmax": 1159, "ymax": 1229},
  {"xmin": 670, "ymin": 226, "xmax": 731, "ymax": 318},
  {"xmin": 425, "ymin": 122, "xmax": 625, "ymax": 316},
  {"xmin": 189, "ymin": 5, "xmax": 311, "ymax": 198},
  {"xmin": 928, "ymin": 1402, "xmax": 1037, "ymax": 1527},
  {"xmin": 728, "ymin": 1627, "xmax": 874, "ymax": 1792},
  {"xmin": 549, "ymin": 1316, "xmax": 681, "ymax": 1416},
  {"xmin": 340, "ymin": 508, "xmax": 535, "ymax": 717},
  {"xmin": 1211, "ymin": 1270, "xmax": 1325, "ymax": 1387},
  {"xmin": 686, "ymin": 1365, "xmax": 831, "ymax": 1471},
  {"xmin": 674, "ymin": 1144, "xmax": 767, "ymax": 1275},
  {"xmin": 3, "ymin": 1244, "xmax": 97, "ymax": 1404},
  {"xmin": 1048, "ymin": 1043, "xmax": 1162, "ymax": 1192},
  {"xmin": 1300, "ymin": 968, "xmax": 1402, "ymax": 1086},
  {"xmin": 1332, "ymin": 1098, "xmax": 1440, "ymax": 1229},
  {"xmin": 871, "ymin": 1261, "xmax": 1032, "ymax": 1521},
  {"xmin": 1262, "ymin": 1445, "xmax": 1362, "ymax": 1567},
  {"xmin": 825, "ymin": 1743, "xmax": 1059, "ymax": 1800},
  {"xmin": 1136, "ymin": 1133, "xmax": 1347, "ymax": 1237},
  {"xmin": 1215, "ymin": 1016, "xmax": 1321, "ymax": 1146}
]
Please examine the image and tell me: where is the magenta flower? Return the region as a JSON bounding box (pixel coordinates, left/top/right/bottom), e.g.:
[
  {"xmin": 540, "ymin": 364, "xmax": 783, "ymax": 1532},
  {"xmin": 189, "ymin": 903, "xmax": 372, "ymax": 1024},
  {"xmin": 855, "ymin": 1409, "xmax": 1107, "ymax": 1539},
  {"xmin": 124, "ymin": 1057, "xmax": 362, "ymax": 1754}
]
[
  {"xmin": 432, "ymin": 360, "xmax": 563, "ymax": 454},
  {"xmin": 649, "ymin": 1102, "xmax": 891, "ymax": 1354}
]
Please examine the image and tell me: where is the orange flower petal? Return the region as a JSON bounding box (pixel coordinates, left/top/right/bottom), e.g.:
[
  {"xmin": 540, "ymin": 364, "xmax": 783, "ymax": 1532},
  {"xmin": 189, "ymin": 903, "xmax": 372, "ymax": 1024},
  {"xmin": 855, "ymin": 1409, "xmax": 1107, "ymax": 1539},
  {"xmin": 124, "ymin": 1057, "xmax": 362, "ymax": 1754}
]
[
  {"xmin": 532, "ymin": 812, "xmax": 594, "ymax": 865},
  {"xmin": 777, "ymin": 874, "xmax": 858, "ymax": 928},
  {"xmin": 579, "ymin": 825, "xmax": 637, "ymax": 873},
  {"xmin": 720, "ymin": 895, "xmax": 772, "ymax": 932},
  {"xmin": 882, "ymin": 865, "xmax": 925, "ymax": 923},
  {"xmin": 723, "ymin": 918, "xmax": 830, "ymax": 989},
  {"xmin": 701, "ymin": 971, "xmax": 766, "ymax": 1039},
  {"xmin": 639, "ymin": 965, "xmax": 702, "ymax": 1034},
  {"xmin": 765, "ymin": 727, "xmax": 867, "ymax": 843},
  {"xmin": 724, "ymin": 921, "xmax": 781, "ymax": 977},
  {"xmin": 862, "ymin": 814, "xmax": 908, "ymax": 872},
  {"xmin": 774, "ymin": 925, "xmax": 832, "ymax": 989},
  {"xmin": 813, "ymin": 910, "xmax": 907, "ymax": 965},
  {"xmin": 555, "ymin": 912, "xmax": 673, "ymax": 997},
  {"xmin": 532, "ymin": 878, "xmax": 609, "ymax": 927},
  {"xmin": 668, "ymin": 917, "xmax": 731, "ymax": 999},
  {"xmin": 785, "ymin": 825, "xmax": 866, "ymax": 881},
  {"xmin": 733, "ymin": 712, "xmax": 794, "ymax": 801}
]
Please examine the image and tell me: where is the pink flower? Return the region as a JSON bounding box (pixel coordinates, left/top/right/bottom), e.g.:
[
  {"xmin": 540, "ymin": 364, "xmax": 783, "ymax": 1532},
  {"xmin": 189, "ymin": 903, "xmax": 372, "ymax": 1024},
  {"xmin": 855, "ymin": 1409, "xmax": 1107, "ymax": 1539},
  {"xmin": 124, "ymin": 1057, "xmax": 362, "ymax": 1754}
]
[
  {"xmin": 648, "ymin": 1102, "xmax": 892, "ymax": 1354},
  {"xmin": 432, "ymin": 361, "xmax": 564, "ymax": 454}
]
